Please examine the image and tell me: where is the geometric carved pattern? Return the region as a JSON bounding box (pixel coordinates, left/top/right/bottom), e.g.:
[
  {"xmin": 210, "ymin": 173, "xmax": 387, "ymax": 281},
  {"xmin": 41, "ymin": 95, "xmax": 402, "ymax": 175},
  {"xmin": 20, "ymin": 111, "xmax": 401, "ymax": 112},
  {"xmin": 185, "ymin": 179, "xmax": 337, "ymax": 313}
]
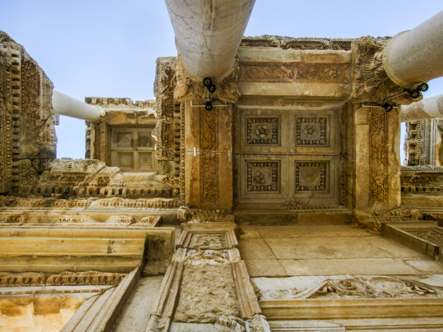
[
  {"xmin": 246, "ymin": 117, "xmax": 279, "ymax": 144},
  {"xmin": 247, "ymin": 161, "xmax": 279, "ymax": 192},
  {"xmin": 296, "ymin": 117, "xmax": 327, "ymax": 146},
  {"xmin": 295, "ymin": 161, "xmax": 327, "ymax": 192}
]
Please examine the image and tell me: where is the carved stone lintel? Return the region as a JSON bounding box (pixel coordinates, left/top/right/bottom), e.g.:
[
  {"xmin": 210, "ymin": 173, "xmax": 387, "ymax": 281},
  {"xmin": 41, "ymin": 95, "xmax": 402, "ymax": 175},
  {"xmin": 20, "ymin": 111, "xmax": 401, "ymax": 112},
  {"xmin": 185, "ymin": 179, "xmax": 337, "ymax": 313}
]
[
  {"xmin": 174, "ymin": 55, "xmax": 241, "ymax": 104},
  {"xmin": 351, "ymin": 36, "xmax": 419, "ymax": 104}
]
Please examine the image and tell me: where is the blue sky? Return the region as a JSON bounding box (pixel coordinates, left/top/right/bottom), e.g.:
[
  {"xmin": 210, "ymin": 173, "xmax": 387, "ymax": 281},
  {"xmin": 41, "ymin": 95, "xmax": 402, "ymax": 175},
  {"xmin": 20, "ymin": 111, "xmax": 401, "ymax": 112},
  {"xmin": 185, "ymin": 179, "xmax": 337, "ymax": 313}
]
[{"xmin": 1, "ymin": 1, "xmax": 443, "ymax": 159}]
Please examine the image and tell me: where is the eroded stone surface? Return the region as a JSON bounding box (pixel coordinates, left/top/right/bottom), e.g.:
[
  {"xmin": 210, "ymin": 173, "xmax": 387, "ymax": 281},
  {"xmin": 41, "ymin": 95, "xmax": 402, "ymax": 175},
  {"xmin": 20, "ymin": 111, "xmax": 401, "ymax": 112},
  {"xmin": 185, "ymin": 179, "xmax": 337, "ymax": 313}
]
[
  {"xmin": 0, "ymin": 296, "xmax": 85, "ymax": 331},
  {"xmin": 173, "ymin": 264, "xmax": 239, "ymax": 323}
]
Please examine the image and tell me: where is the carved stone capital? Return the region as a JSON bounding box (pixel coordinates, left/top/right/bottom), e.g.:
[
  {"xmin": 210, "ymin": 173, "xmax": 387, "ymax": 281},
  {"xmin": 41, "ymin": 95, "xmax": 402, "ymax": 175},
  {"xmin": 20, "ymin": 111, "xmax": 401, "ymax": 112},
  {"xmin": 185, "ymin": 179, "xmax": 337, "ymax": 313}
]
[
  {"xmin": 351, "ymin": 36, "xmax": 419, "ymax": 104},
  {"xmin": 174, "ymin": 55, "xmax": 241, "ymax": 104}
]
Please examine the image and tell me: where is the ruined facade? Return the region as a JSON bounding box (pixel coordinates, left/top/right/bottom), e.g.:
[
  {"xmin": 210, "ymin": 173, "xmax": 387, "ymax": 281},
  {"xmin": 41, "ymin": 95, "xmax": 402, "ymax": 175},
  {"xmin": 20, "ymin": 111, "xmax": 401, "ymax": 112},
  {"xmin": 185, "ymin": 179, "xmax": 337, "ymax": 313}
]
[{"xmin": 1, "ymin": 5, "xmax": 443, "ymax": 331}]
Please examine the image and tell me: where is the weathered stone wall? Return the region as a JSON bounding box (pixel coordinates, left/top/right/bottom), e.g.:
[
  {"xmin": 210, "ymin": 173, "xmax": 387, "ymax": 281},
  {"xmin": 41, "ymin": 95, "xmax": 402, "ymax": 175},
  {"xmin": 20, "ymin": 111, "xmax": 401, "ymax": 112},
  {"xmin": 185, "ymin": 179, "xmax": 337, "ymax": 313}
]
[
  {"xmin": 405, "ymin": 118, "xmax": 443, "ymax": 166},
  {"xmin": 0, "ymin": 31, "xmax": 58, "ymax": 196}
]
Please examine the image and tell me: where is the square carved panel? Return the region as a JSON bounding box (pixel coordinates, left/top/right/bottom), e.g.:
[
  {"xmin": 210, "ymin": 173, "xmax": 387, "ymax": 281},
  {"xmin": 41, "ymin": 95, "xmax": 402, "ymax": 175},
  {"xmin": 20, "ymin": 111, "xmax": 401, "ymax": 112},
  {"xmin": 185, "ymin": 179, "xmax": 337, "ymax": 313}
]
[
  {"xmin": 139, "ymin": 152, "xmax": 152, "ymax": 169},
  {"xmin": 246, "ymin": 117, "xmax": 279, "ymax": 145},
  {"xmin": 117, "ymin": 152, "xmax": 134, "ymax": 168},
  {"xmin": 247, "ymin": 161, "xmax": 280, "ymax": 192},
  {"xmin": 116, "ymin": 132, "xmax": 133, "ymax": 147},
  {"xmin": 295, "ymin": 161, "xmax": 328, "ymax": 192},
  {"xmin": 295, "ymin": 117, "xmax": 328, "ymax": 146},
  {"xmin": 138, "ymin": 133, "xmax": 152, "ymax": 147}
]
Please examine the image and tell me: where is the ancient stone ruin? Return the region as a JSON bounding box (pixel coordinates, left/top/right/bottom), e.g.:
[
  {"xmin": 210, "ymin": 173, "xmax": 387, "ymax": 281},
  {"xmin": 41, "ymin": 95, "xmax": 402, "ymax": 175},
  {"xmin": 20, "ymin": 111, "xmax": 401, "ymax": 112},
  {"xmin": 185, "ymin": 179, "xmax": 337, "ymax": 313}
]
[{"xmin": 1, "ymin": 3, "xmax": 443, "ymax": 331}]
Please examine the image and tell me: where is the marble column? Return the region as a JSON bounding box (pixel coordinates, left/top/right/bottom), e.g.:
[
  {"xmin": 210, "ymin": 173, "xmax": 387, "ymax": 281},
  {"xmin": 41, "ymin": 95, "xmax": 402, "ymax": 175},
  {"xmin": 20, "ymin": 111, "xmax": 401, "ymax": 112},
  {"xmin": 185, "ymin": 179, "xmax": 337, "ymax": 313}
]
[
  {"xmin": 383, "ymin": 10, "xmax": 443, "ymax": 89},
  {"xmin": 164, "ymin": 0, "xmax": 255, "ymax": 82},
  {"xmin": 401, "ymin": 94, "xmax": 443, "ymax": 122},
  {"xmin": 52, "ymin": 91, "xmax": 103, "ymax": 123}
]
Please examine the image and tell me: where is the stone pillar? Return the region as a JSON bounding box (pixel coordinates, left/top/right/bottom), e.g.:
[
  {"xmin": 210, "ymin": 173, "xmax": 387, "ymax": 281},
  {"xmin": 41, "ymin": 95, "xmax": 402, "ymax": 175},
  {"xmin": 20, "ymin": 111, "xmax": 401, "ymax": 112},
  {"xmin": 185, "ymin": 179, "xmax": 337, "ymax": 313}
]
[
  {"xmin": 401, "ymin": 94, "xmax": 443, "ymax": 122},
  {"xmin": 52, "ymin": 91, "xmax": 103, "ymax": 123},
  {"xmin": 383, "ymin": 10, "xmax": 443, "ymax": 89},
  {"xmin": 353, "ymin": 106, "xmax": 401, "ymax": 210},
  {"xmin": 147, "ymin": 218, "xmax": 270, "ymax": 331},
  {"xmin": 184, "ymin": 101, "xmax": 233, "ymax": 210},
  {"xmin": 164, "ymin": 0, "xmax": 255, "ymax": 81}
]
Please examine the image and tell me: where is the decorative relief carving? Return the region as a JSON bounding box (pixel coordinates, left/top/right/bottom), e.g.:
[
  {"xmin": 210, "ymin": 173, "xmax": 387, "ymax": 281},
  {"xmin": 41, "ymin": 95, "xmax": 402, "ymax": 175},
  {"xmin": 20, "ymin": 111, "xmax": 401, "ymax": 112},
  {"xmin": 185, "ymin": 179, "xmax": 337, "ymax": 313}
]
[
  {"xmin": 89, "ymin": 197, "xmax": 180, "ymax": 209},
  {"xmin": 214, "ymin": 315, "xmax": 246, "ymax": 332},
  {"xmin": 369, "ymin": 108, "xmax": 389, "ymax": 204},
  {"xmin": 246, "ymin": 162, "xmax": 280, "ymax": 192},
  {"xmin": 177, "ymin": 206, "xmax": 234, "ymax": 223},
  {"xmin": 85, "ymin": 97, "xmax": 155, "ymax": 111},
  {"xmin": 46, "ymin": 271, "xmax": 125, "ymax": 286},
  {"xmin": 295, "ymin": 162, "xmax": 327, "ymax": 192},
  {"xmin": 153, "ymin": 118, "xmax": 174, "ymax": 161},
  {"xmin": 189, "ymin": 233, "xmax": 227, "ymax": 250},
  {"xmin": 237, "ymin": 96, "xmax": 347, "ymax": 108},
  {"xmin": 297, "ymin": 63, "xmax": 349, "ymax": 83},
  {"xmin": 57, "ymin": 216, "xmax": 93, "ymax": 223},
  {"xmin": 28, "ymin": 158, "xmax": 176, "ymax": 199},
  {"xmin": 240, "ymin": 36, "xmax": 352, "ymax": 51},
  {"xmin": 174, "ymin": 56, "xmax": 240, "ymax": 103},
  {"xmin": 246, "ymin": 117, "xmax": 279, "ymax": 145},
  {"xmin": 351, "ymin": 36, "xmax": 417, "ymax": 103},
  {"xmin": 254, "ymin": 276, "xmax": 443, "ymax": 300},
  {"xmin": 401, "ymin": 165, "xmax": 443, "ymax": 192},
  {"xmin": 17, "ymin": 159, "xmax": 39, "ymax": 195},
  {"xmin": 281, "ymin": 39, "xmax": 330, "ymax": 50},
  {"xmin": 239, "ymin": 63, "xmax": 349, "ymax": 84},
  {"xmin": 0, "ymin": 271, "xmax": 125, "ymax": 287},
  {"xmin": 246, "ymin": 315, "xmax": 271, "ymax": 332},
  {"xmin": 0, "ymin": 32, "xmax": 57, "ymax": 194},
  {"xmin": 283, "ymin": 201, "xmax": 344, "ymax": 211},
  {"xmin": 200, "ymin": 107, "xmax": 220, "ymax": 207},
  {"xmin": 295, "ymin": 117, "xmax": 328, "ymax": 146},
  {"xmin": 405, "ymin": 228, "xmax": 443, "ymax": 247},
  {"xmin": 184, "ymin": 249, "xmax": 230, "ymax": 265},
  {"xmin": 0, "ymin": 214, "xmax": 26, "ymax": 223},
  {"xmin": 352, "ymin": 209, "xmax": 422, "ymax": 233},
  {"xmin": 309, "ymin": 277, "xmax": 441, "ymax": 299}
]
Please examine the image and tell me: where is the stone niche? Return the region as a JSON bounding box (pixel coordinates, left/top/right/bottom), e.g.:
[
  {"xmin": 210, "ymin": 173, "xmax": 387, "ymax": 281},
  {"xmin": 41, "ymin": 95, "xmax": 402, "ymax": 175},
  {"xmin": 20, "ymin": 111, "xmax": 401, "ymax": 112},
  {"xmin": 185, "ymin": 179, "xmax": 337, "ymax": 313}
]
[
  {"xmin": 85, "ymin": 98, "xmax": 158, "ymax": 172},
  {"xmin": 233, "ymin": 38, "xmax": 352, "ymax": 210}
]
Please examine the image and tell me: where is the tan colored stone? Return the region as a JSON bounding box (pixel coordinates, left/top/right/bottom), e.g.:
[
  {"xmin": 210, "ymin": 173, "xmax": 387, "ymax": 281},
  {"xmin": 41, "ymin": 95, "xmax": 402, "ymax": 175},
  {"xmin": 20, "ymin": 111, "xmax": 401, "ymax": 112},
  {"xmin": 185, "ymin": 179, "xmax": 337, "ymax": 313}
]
[
  {"xmin": 239, "ymin": 238, "xmax": 277, "ymax": 259},
  {"xmin": 239, "ymin": 226, "xmax": 261, "ymax": 239},
  {"xmin": 405, "ymin": 260, "xmax": 443, "ymax": 273},
  {"xmin": 280, "ymin": 258, "xmax": 420, "ymax": 276},
  {"xmin": 244, "ymin": 259, "xmax": 287, "ymax": 277},
  {"xmin": 256, "ymin": 225, "xmax": 361, "ymax": 238}
]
